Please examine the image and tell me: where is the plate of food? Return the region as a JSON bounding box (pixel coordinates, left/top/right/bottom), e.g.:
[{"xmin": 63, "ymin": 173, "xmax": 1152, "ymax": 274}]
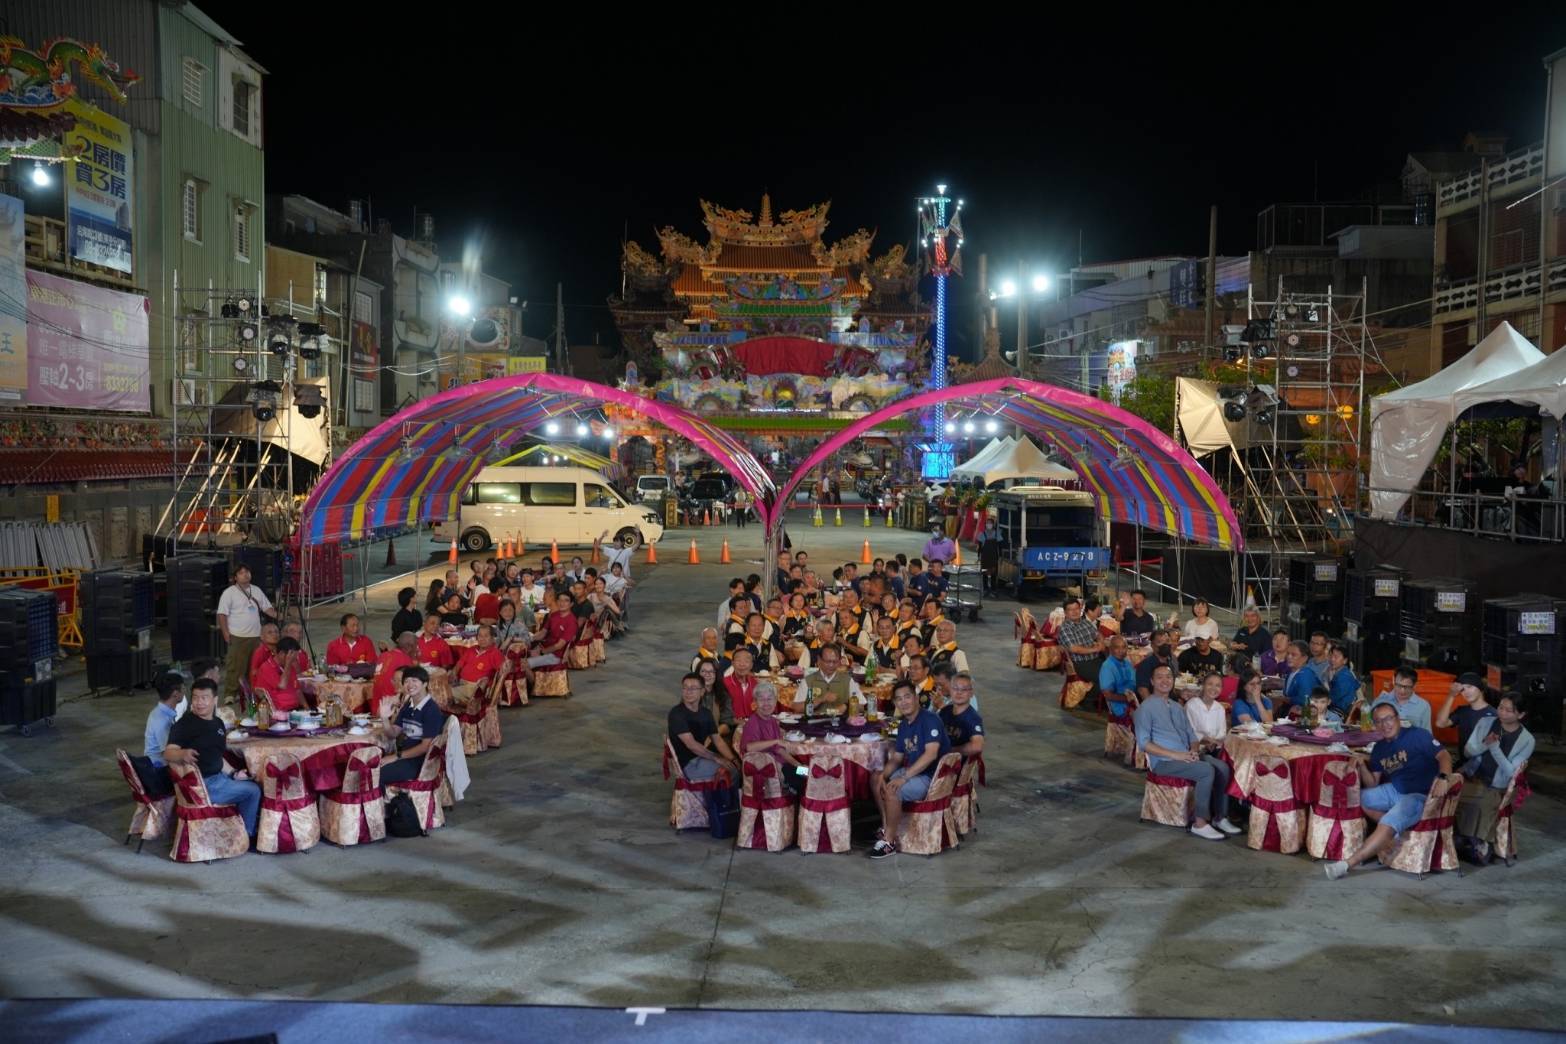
[
  {"xmin": 784, "ymin": 730, "xmax": 807, "ymax": 742},
  {"xmin": 239, "ymin": 717, "xmax": 257, "ymax": 728},
  {"xmin": 298, "ymin": 719, "xmax": 320, "ymax": 731},
  {"xmin": 268, "ymin": 722, "xmax": 291, "ymax": 733}
]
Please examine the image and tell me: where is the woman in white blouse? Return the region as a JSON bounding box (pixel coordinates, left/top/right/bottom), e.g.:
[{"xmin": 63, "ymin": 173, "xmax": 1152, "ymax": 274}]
[
  {"xmin": 1182, "ymin": 599, "xmax": 1221, "ymax": 642},
  {"xmin": 1185, "ymin": 671, "xmax": 1228, "ymax": 751}
]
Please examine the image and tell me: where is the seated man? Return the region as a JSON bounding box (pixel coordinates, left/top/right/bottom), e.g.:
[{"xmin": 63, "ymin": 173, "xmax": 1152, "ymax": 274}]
[
  {"xmin": 379, "ymin": 666, "xmax": 448, "ymax": 786},
  {"xmin": 324, "ymin": 613, "xmax": 375, "ymax": 669},
  {"xmin": 253, "ymin": 637, "xmax": 306, "ymax": 713},
  {"xmin": 137, "ymin": 671, "xmax": 185, "ymax": 798},
  {"xmin": 794, "ymin": 644, "xmax": 861, "ymax": 716},
  {"xmin": 281, "ymin": 621, "xmax": 313, "ymax": 675},
  {"xmin": 723, "ymin": 647, "xmax": 760, "ymax": 720},
  {"xmin": 928, "ymin": 619, "xmax": 970, "ymax": 675},
  {"xmin": 1099, "ymin": 636, "xmax": 1138, "ymax": 715},
  {"xmin": 1133, "ymin": 664, "xmax": 1241, "ymax": 841},
  {"xmin": 1135, "ymin": 629, "xmax": 1178, "ymax": 700},
  {"xmin": 439, "ymin": 592, "xmax": 470, "ymax": 628},
  {"xmin": 833, "ymin": 607, "xmax": 870, "ymax": 666},
  {"xmin": 473, "ymin": 579, "xmax": 504, "ymax": 625},
  {"xmin": 1325, "ymin": 701, "xmax": 1452, "ymax": 880},
  {"xmin": 669, "ymin": 672, "xmax": 738, "ymax": 783},
  {"xmin": 717, "ymin": 578, "xmax": 748, "ymax": 628},
  {"xmin": 1233, "ymin": 606, "xmax": 1271, "ymax": 659},
  {"xmin": 1260, "ymin": 628, "xmax": 1292, "ymax": 678},
  {"xmin": 163, "ymin": 677, "xmax": 260, "ymax": 838},
  {"xmin": 372, "ymin": 631, "xmax": 419, "ymax": 715},
  {"xmin": 939, "ymin": 672, "xmax": 985, "ymax": 758},
  {"xmin": 416, "ymin": 613, "xmax": 456, "ymax": 669},
  {"xmin": 915, "ymin": 558, "xmax": 951, "ymax": 611},
  {"xmin": 869, "ymin": 614, "xmax": 902, "ymax": 671},
  {"xmin": 739, "ymin": 612, "xmax": 781, "ymax": 672},
  {"xmin": 1370, "ymin": 666, "xmax": 1432, "ymax": 732},
  {"xmin": 691, "ymin": 627, "xmax": 723, "ymax": 673},
  {"xmin": 917, "ymin": 597, "xmax": 948, "ymax": 648},
  {"xmin": 451, "ymin": 624, "xmax": 504, "ymax": 706},
  {"xmin": 1176, "ymin": 633, "xmax": 1223, "ymax": 678},
  {"xmin": 1118, "ymin": 589, "xmax": 1158, "ymax": 639},
  {"xmin": 247, "ymin": 621, "xmax": 281, "ymax": 692},
  {"xmin": 800, "ymin": 620, "xmax": 839, "ymax": 670},
  {"xmin": 905, "ymin": 654, "xmax": 938, "ymax": 709},
  {"xmin": 868, "ymin": 680, "xmax": 952, "ymax": 859}
]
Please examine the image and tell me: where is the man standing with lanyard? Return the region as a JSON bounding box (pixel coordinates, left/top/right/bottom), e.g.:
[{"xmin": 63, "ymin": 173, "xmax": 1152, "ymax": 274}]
[{"xmin": 216, "ymin": 565, "xmax": 277, "ymax": 705}]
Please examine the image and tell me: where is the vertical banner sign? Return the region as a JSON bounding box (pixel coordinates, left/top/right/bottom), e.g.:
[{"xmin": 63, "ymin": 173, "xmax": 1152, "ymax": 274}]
[
  {"xmin": 0, "ymin": 193, "xmax": 25, "ymax": 400},
  {"xmin": 25, "ymin": 270, "xmax": 151, "ymax": 411},
  {"xmin": 1548, "ymin": 49, "xmax": 1566, "ymax": 183},
  {"xmin": 64, "ymin": 99, "xmax": 134, "ymax": 275}
]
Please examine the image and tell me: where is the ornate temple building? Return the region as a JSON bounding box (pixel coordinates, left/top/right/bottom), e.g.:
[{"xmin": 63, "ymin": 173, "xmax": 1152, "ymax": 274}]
[{"xmin": 608, "ymin": 195, "xmax": 933, "ymax": 415}]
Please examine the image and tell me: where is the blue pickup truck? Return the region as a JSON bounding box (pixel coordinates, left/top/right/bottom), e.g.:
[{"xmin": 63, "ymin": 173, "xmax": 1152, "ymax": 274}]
[{"xmin": 991, "ymin": 486, "xmax": 1107, "ymax": 598}]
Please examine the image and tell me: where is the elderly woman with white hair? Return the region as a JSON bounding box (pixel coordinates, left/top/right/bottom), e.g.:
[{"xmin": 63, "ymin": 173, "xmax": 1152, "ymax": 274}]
[{"xmin": 737, "ymin": 680, "xmax": 806, "ymax": 795}]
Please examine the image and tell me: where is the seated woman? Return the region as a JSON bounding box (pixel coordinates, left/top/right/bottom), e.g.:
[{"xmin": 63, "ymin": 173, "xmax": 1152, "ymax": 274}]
[
  {"xmin": 1219, "ymin": 651, "xmax": 1250, "ymax": 703},
  {"xmin": 1455, "ymin": 691, "xmax": 1534, "ymax": 864},
  {"xmin": 1324, "ymin": 641, "xmax": 1360, "ymax": 717},
  {"xmin": 736, "ymin": 682, "xmax": 806, "ymax": 795},
  {"xmin": 696, "ymin": 658, "xmax": 734, "ymax": 739},
  {"xmin": 1185, "ymin": 672, "xmax": 1228, "ymax": 752},
  {"xmin": 380, "ymin": 666, "xmax": 448, "ymax": 786},
  {"xmin": 1230, "ymin": 669, "xmax": 1274, "ymax": 726},
  {"xmin": 492, "ymin": 599, "xmax": 529, "ymax": 651},
  {"xmin": 439, "ymin": 592, "xmax": 469, "ymax": 628},
  {"xmin": 1181, "ymin": 599, "xmax": 1224, "ymax": 648}
]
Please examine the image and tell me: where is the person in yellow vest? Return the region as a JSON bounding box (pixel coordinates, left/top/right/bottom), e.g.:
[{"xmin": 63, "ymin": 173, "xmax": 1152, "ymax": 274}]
[
  {"xmin": 798, "ymin": 619, "xmax": 838, "ymax": 670},
  {"xmin": 899, "ymin": 632, "xmax": 928, "ymax": 676},
  {"xmin": 869, "ymin": 614, "xmax": 902, "ymax": 671},
  {"xmin": 918, "ymin": 599, "xmax": 947, "ymax": 648},
  {"xmin": 928, "ymin": 619, "xmax": 970, "ymax": 676},
  {"xmin": 782, "ymin": 593, "xmax": 812, "ymax": 640},
  {"xmin": 874, "ymin": 591, "xmax": 901, "ymax": 628},
  {"xmin": 906, "ymin": 653, "xmax": 939, "ymax": 710},
  {"xmin": 895, "ymin": 598, "xmax": 921, "ymax": 640},
  {"xmin": 762, "ymin": 597, "xmax": 788, "ymax": 662},
  {"xmin": 736, "ymin": 612, "xmax": 781, "ymax": 672},
  {"xmin": 691, "ymin": 627, "xmax": 723, "ymax": 673},
  {"xmin": 840, "ymin": 589, "xmax": 870, "ymax": 635},
  {"xmin": 722, "ymin": 596, "xmax": 751, "ymax": 654},
  {"xmin": 793, "ymin": 644, "xmax": 862, "ymax": 717},
  {"xmin": 834, "ymin": 607, "xmax": 871, "ymax": 666}
]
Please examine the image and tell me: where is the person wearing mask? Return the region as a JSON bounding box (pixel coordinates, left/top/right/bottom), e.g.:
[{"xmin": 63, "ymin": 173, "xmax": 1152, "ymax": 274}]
[
  {"xmin": 390, "ymin": 587, "xmax": 423, "ymax": 645},
  {"xmin": 1135, "ymin": 628, "xmax": 1178, "ymax": 700},
  {"xmin": 216, "ymin": 565, "xmax": 278, "ymax": 704},
  {"xmin": 922, "ymin": 526, "xmax": 955, "ymax": 571},
  {"xmin": 975, "ymin": 517, "xmax": 1004, "ymax": 596},
  {"xmin": 1455, "ymin": 691, "xmax": 1534, "ymax": 864}
]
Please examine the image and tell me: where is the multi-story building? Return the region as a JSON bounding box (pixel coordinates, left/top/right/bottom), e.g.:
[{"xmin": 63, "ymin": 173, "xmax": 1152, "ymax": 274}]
[{"xmin": 1429, "ymin": 140, "xmax": 1566, "ymax": 367}]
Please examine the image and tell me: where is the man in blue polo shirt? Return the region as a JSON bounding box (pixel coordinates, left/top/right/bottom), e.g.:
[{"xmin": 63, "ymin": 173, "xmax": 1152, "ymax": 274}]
[
  {"xmin": 870, "ymin": 680, "xmax": 950, "ymax": 859},
  {"xmin": 1099, "ymin": 637, "xmax": 1137, "ymax": 714},
  {"xmin": 939, "ymin": 672, "xmax": 985, "ymax": 757},
  {"xmin": 1325, "ymin": 701, "xmax": 1451, "ymax": 880}
]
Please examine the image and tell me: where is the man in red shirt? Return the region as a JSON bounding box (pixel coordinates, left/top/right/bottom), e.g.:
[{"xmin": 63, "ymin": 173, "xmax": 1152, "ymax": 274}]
[
  {"xmin": 247, "ymin": 621, "xmax": 281, "ymax": 692},
  {"xmin": 416, "ymin": 613, "xmax": 456, "ymax": 669},
  {"xmin": 372, "ymin": 631, "xmax": 419, "ymax": 716},
  {"xmin": 254, "ymin": 637, "xmax": 305, "ymax": 713},
  {"xmin": 282, "ymin": 621, "xmax": 313, "ymax": 675},
  {"xmin": 723, "ymin": 646, "xmax": 759, "ymax": 721},
  {"xmin": 325, "ymin": 613, "xmax": 375, "ymax": 669},
  {"xmin": 473, "ymin": 579, "xmax": 504, "ymax": 624},
  {"xmin": 451, "ymin": 624, "xmax": 504, "ymax": 706}
]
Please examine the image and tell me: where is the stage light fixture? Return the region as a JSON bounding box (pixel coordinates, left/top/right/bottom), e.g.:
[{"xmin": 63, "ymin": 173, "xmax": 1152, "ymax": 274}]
[
  {"xmin": 268, "ymin": 331, "xmax": 291, "ymax": 356},
  {"xmin": 944, "ymin": 421, "xmax": 957, "ymax": 434},
  {"xmin": 545, "ymin": 421, "xmax": 560, "ymax": 436},
  {"xmin": 248, "ymin": 380, "xmax": 281, "ymax": 423},
  {"xmin": 232, "ymin": 356, "xmax": 250, "ymax": 374},
  {"xmin": 297, "ymin": 322, "xmax": 325, "ymax": 360},
  {"xmin": 1224, "ymin": 346, "xmax": 1243, "ymax": 363},
  {"xmin": 984, "ymin": 419, "xmax": 999, "ymax": 434},
  {"xmin": 1251, "ymin": 343, "xmax": 1271, "ymax": 360},
  {"xmin": 237, "ymin": 321, "xmax": 258, "ymax": 344},
  {"xmin": 236, "ymin": 296, "xmax": 253, "ymax": 314},
  {"xmin": 576, "ymin": 422, "xmax": 590, "ymax": 438},
  {"xmin": 293, "ymin": 384, "xmax": 325, "ymax": 419}
]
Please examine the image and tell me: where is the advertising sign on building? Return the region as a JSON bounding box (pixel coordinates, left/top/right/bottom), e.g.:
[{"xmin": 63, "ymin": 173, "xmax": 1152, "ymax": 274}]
[
  {"xmin": 506, "ymin": 356, "xmax": 549, "ymax": 375},
  {"xmin": 63, "ymin": 99, "xmax": 134, "ymax": 275},
  {"xmin": 25, "ymin": 270, "xmax": 150, "ymax": 411},
  {"xmin": 1105, "ymin": 340, "xmax": 1138, "ymax": 404},
  {"xmin": 0, "ymin": 194, "xmax": 26, "ymax": 401}
]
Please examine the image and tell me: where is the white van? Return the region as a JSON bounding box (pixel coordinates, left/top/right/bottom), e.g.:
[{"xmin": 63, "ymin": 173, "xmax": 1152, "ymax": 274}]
[{"xmin": 433, "ymin": 466, "xmax": 665, "ymax": 553}]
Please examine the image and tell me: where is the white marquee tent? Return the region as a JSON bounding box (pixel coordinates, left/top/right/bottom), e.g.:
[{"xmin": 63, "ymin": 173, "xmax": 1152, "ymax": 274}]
[{"xmin": 952, "ymin": 435, "xmax": 1079, "ymax": 487}]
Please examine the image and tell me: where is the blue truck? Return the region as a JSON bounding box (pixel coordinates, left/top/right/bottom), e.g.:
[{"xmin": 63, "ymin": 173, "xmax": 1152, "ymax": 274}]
[{"xmin": 991, "ymin": 486, "xmax": 1108, "ymax": 598}]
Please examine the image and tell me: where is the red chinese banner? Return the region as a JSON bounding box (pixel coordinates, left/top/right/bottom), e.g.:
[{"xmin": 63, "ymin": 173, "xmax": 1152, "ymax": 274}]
[{"xmin": 25, "ymin": 270, "xmax": 150, "ymax": 411}]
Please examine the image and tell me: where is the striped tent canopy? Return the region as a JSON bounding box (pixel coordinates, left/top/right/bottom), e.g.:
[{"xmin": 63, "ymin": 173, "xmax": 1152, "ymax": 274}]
[
  {"xmin": 778, "ymin": 377, "xmax": 1242, "ymax": 550},
  {"xmin": 300, "ymin": 374, "xmax": 773, "ymax": 545}
]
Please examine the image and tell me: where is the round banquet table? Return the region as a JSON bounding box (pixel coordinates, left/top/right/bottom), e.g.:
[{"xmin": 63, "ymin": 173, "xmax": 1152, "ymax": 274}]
[
  {"xmin": 300, "ymin": 676, "xmax": 373, "ymax": 713},
  {"xmin": 227, "ymin": 725, "xmax": 393, "ymax": 792},
  {"xmin": 781, "ymin": 736, "xmax": 892, "ymax": 801},
  {"xmin": 1223, "ymin": 730, "xmax": 1355, "ymax": 807}
]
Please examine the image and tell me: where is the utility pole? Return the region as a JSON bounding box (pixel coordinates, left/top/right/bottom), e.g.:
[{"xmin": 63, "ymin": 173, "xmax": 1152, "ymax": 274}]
[
  {"xmin": 1204, "ymin": 205, "xmax": 1218, "ymax": 361},
  {"xmin": 1016, "ymin": 258, "xmax": 1028, "ymax": 380},
  {"xmin": 554, "ymin": 282, "xmax": 567, "ymax": 375},
  {"xmin": 975, "ymin": 252, "xmax": 989, "ymax": 354}
]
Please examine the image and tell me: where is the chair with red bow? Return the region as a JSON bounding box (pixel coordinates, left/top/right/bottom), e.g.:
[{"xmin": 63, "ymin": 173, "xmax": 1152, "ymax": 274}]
[
  {"xmin": 497, "ymin": 649, "xmax": 530, "ymax": 707},
  {"xmin": 1494, "ymin": 764, "xmax": 1527, "ymax": 867},
  {"xmin": 1140, "ymin": 770, "xmax": 1195, "ymax": 828},
  {"xmin": 1059, "ymin": 656, "xmax": 1093, "ymax": 709},
  {"xmin": 1378, "ymin": 773, "xmax": 1463, "ymax": 877},
  {"xmin": 1100, "ymin": 692, "xmax": 1142, "ymax": 766},
  {"xmin": 456, "ymin": 672, "xmax": 500, "ymax": 757},
  {"xmin": 256, "ymin": 752, "xmax": 320, "ymax": 854},
  {"xmin": 114, "ymin": 749, "xmax": 174, "ymax": 854},
  {"xmin": 797, "ymin": 755, "xmax": 852, "ymax": 854},
  {"xmin": 951, "ymin": 754, "xmax": 985, "ymax": 836},
  {"xmin": 590, "ymin": 619, "xmax": 607, "ymax": 665},
  {"xmin": 899, "ymin": 753, "xmax": 963, "ymax": 856},
  {"xmin": 663, "ymin": 738, "xmax": 729, "ymax": 830},
  {"xmin": 167, "ymin": 762, "xmax": 250, "ymax": 863},
  {"xmin": 1032, "ymin": 614, "xmax": 1061, "ymax": 673},
  {"xmin": 1246, "ymin": 754, "xmax": 1305, "ymax": 854},
  {"xmin": 1306, "ymin": 759, "xmax": 1364, "ymax": 860},
  {"xmin": 319, "ymin": 746, "xmax": 386, "ymax": 846},
  {"xmin": 477, "ymin": 661, "xmax": 504, "ymax": 750},
  {"xmin": 736, "ymin": 753, "xmax": 796, "ymax": 851},
  {"xmin": 1015, "ymin": 610, "xmax": 1037, "ymax": 669},
  {"xmin": 385, "ymin": 732, "xmax": 450, "ymax": 832}
]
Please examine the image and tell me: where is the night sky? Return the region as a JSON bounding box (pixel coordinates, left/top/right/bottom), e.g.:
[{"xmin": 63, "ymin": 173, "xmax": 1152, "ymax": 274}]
[{"xmin": 224, "ymin": 9, "xmax": 1565, "ymax": 359}]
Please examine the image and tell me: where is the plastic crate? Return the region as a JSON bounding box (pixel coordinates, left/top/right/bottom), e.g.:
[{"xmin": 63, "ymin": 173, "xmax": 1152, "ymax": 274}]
[
  {"xmin": 167, "ymin": 555, "xmax": 230, "ymax": 632},
  {"xmin": 1481, "ymin": 595, "xmax": 1566, "ymax": 670},
  {"xmin": 171, "ymin": 623, "xmax": 226, "ymax": 663},
  {"xmin": 1345, "ymin": 566, "xmax": 1404, "ymax": 624},
  {"xmin": 86, "ymin": 648, "xmax": 155, "ymax": 692},
  {"xmin": 81, "ymin": 571, "xmax": 156, "ymax": 653},
  {"xmin": 1285, "ymin": 555, "xmax": 1345, "ymax": 635},
  {"xmin": 0, "ymin": 589, "xmax": 59, "ymax": 669},
  {"xmin": 0, "ymin": 673, "xmax": 55, "ymax": 729}
]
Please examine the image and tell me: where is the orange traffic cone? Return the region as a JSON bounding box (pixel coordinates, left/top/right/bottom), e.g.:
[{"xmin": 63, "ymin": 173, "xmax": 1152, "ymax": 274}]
[
  {"xmin": 720, "ymin": 539, "xmax": 731, "ymax": 564},
  {"xmin": 953, "ymin": 541, "xmax": 963, "ymax": 567},
  {"xmin": 703, "ymin": 509, "xmax": 711, "ymax": 526},
  {"xmin": 860, "ymin": 539, "xmax": 872, "ymax": 564},
  {"xmin": 517, "ymin": 534, "xmax": 526, "ymax": 558},
  {"xmin": 646, "ymin": 541, "xmax": 658, "ymax": 564},
  {"xmin": 550, "ymin": 539, "xmax": 560, "ymax": 564},
  {"xmin": 500, "ymin": 539, "xmax": 511, "ymax": 559},
  {"xmin": 688, "ymin": 539, "xmax": 700, "ymax": 564},
  {"xmin": 448, "ymin": 539, "xmax": 458, "ymax": 565}
]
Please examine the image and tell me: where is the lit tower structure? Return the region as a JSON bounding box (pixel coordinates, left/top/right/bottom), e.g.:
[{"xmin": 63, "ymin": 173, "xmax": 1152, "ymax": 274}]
[{"xmin": 918, "ymin": 184, "xmax": 964, "ymax": 479}]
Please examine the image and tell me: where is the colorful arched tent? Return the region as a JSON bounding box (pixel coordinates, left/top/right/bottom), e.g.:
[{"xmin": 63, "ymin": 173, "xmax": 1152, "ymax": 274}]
[
  {"xmin": 778, "ymin": 377, "xmax": 1242, "ymax": 550},
  {"xmin": 299, "ymin": 374, "xmax": 774, "ymax": 545}
]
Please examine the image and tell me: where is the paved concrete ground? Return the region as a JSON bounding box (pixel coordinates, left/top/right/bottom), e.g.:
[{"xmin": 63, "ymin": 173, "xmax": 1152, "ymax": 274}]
[{"xmin": 1, "ymin": 514, "xmax": 1563, "ymax": 1028}]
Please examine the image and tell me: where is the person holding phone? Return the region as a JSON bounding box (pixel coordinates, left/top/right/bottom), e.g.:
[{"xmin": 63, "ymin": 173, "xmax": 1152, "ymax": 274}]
[{"xmin": 737, "ymin": 682, "xmax": 806, "ymax": 795}]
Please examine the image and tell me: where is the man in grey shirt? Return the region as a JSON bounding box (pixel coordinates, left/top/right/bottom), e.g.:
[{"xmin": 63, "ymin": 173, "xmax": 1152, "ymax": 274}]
[{"xmin": 1134, "ymin": 663, "xmax": 1241, "ymax": 841}]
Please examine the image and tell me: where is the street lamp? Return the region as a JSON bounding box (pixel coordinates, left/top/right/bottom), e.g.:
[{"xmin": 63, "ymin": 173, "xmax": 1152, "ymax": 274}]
[
  {"xmin": 445, "ymin": 294, "xmax": 475, "ymax": 388},
  {"xmin": 1031, "ymin": 274, "xmax": 1050, "ymax": 294},
  {"xmin": 30, "ymin": 163, "xmax": 51, "ymax": 187}
]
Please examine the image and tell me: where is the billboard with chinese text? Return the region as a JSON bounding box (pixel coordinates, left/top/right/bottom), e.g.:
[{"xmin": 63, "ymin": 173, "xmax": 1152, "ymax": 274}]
[
  {"xmin": 0, "ymin": 194, "xmax": 25, "ymax": 401},
  {"xmin": 64, "ymin": 99, "xmax": 134, "ymax": 275},
  {"xmin": 25, "ymin": 270, "xmax": 150, "ymax": 411}
]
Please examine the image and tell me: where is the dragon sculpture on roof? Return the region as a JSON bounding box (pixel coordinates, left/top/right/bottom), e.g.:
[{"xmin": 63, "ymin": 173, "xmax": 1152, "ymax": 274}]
[{"xmin": 0, "ymin": 36, "xmax": 140, "ymax": 109}]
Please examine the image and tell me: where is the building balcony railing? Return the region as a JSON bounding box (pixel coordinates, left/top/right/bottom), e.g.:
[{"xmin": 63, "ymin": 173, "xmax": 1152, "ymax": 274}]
[
  {"xmin": 1432, "ymin": 258, "xmax": 1566, "ymax": 316},
  {"xmin": 1436, "ymin": 144, "xmax": 1543, "ymax": 210}
]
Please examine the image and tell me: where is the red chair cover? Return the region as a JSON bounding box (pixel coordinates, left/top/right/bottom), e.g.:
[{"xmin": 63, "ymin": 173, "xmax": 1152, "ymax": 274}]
[
  {"xmin": 737, "ymin": 754, "xmax": 796, "ymax": 851},
  {"xmin": 258, "ymin": 753, "xmax": 320, "ymax": 854},
  {"xmin": 319, "ymin": 747, "xmax": 385, "ymax": 846},
  {"xmin": 168, "ymin": 763, "xmax": 249, "ymax": 863},
  {"xmin": 115, "ymin": 748, "xmax": 174, "ymax": 853}
]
